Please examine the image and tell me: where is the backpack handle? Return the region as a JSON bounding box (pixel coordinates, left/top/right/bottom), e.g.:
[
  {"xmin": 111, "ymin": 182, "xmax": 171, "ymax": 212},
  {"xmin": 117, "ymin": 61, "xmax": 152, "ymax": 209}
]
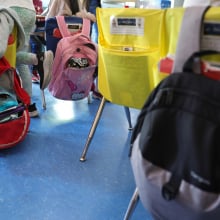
[
  {"xmin": 183, "ymin": 50, "xmax": 220, "ymax": 73},
  {"xmin": 56, "ymin": 16, "xmax": 91, "ymax": 38}
]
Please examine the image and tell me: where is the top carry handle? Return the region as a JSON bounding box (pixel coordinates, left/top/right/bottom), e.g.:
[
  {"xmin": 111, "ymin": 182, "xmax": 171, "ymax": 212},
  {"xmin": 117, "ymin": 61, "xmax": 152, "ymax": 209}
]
[
  {"xmin": 183, "ymin": 50, "xmax": 220, "ymax": 72},
  {"xmin": 56, "ymin": 15, "xmax": 91, "ymax": 39}
]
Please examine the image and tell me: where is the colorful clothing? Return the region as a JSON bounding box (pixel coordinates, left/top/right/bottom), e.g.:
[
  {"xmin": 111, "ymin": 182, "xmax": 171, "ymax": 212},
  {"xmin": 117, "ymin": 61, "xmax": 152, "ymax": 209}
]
[
  {"xmin": 0, "ymin": 1, "xmax": 36, "ymax": 97},
  {"xmin": 43, "ymin": 0, "xmax": 82, "ymax": 20},
  {"xmin": 0, "ymin": 0, "xmax": 35, "ymax": 11},
  {"xmin": 88, "ymin": 0, "xmax": 101, "ymax": 43}
]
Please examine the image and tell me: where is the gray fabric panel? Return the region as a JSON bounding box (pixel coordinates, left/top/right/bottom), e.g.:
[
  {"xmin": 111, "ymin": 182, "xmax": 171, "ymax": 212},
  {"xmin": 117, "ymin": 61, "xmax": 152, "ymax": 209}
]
[
  {"xmin": 172, "ymin": 6, "xmax": 208, "ymax": 72},
  {"xmin": 130, "ymin": 134, "xmax": 220, "ymax": 220}
]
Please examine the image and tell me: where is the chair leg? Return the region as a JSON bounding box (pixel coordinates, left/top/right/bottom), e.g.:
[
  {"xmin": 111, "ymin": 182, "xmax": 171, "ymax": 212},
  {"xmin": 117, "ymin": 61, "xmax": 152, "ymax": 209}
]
[
  {"xmin": 80, "ymin": 97, "xmax": 106, "ymax": 162},
  {"xmin": 124, "ymin": 188, "xmax": 139, "ymax": 220},
  {"xmin": 87, "ymin": 92, "xmax": 92, "ymax": 104},
  {"xmin": 124, "ymin": 107, "xmax": 132, "ymax": 130},
  {"xmin": 41, "ymin": 89, "xmax": 46, "ymax": 110}
]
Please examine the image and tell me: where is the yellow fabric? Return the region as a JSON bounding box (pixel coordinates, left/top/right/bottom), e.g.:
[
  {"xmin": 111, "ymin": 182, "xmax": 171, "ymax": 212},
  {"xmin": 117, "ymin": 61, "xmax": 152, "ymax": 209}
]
[
  {"xmin": 96, "ymin": 7, "xmax": 220, "ymax": 109},
  {"xmin": 201, "ymin": 7, "xmax": 220, "ymax": 63},
  {"xmin": 97, "ymin": 8, "xmax": 166, "ymax": 109},
  {"xmin": 5, "ymin": 26, "xmax": 17, "ymax": 68},
  {"xmin": 97, "ymin": 7, "xmax": 183, "ymax": 109},
  {"xmin": 162, "ymin": 8, "xmax": 184, "ymax": 57}
]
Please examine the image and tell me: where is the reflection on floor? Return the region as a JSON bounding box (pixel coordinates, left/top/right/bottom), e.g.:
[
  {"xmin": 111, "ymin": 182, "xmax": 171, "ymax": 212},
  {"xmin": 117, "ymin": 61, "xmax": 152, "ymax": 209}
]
[{"xmin": 0, "ymin": 84, "xmax": 153, "ymax": 220}]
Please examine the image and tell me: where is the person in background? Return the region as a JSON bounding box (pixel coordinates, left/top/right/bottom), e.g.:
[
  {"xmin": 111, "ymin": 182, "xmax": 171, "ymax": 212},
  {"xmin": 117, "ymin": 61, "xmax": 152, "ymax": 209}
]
[
  {"xmin": 30, "ymin": 0, "xmax": 46, "ymax": 83},
  {"xmin": 42, "ymin": 0, "xmax": 96, "ymax": 22},
  {"xmin": 78, "ymin": 0, "xmax": 103, "ymax": 100},
  {"xmin": 86, "ymin": 0, "xmax": 101, "ymax": 43},
  {"xmin": 81, "ymin": 0, "xmax": 102, "ymax": 99},
  {"xmin": 33, "ymin": 0, "xmax": 43, "ymax": 14},
  {"xmin": 85, "ymin": 0, "xmax": 102, "ymax": 99},
  {"xmin": 0, "ymin": 0, "xmax": 54, "ymax": 117}
]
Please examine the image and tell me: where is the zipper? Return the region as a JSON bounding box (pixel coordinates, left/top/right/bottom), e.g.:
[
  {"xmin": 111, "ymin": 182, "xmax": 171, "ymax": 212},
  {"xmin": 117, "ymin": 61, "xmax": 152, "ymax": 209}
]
[{"xmin": 0, "ymin": 104, "xmax": 25, "ymax": 121}]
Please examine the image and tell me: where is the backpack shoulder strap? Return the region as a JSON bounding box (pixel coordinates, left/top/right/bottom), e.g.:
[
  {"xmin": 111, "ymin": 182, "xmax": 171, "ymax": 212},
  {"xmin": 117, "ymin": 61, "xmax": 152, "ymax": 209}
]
[
  {"xmin": 172, "ymin": 6, "xmax": 210, "ymax": 73},
  {"xmin": 56, "ymin": 16, "xmax": 71, "ymax": 37},
  {"xmin": 81, "ymin": 18, "xmax": 91, "ymax": 37}
]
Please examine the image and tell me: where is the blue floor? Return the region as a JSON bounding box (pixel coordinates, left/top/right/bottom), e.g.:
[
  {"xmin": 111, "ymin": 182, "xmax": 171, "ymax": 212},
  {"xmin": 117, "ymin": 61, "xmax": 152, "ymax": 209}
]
[{"xmin": 0, "ymin": 84, "xmax": 153, "ymax": 220}]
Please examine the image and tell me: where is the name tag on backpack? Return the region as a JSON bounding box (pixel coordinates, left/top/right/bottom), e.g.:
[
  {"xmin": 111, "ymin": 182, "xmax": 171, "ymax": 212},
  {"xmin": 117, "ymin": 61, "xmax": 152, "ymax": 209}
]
[{"xmin": 201, "ymin": 22, "xmax": 220, "ymax": 51}]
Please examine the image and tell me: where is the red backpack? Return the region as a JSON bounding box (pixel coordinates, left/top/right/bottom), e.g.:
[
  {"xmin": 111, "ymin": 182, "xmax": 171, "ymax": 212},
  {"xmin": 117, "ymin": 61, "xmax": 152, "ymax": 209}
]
[{"xmin": 0, "ymin": 57, "xmax": 30, "ymax": 149}]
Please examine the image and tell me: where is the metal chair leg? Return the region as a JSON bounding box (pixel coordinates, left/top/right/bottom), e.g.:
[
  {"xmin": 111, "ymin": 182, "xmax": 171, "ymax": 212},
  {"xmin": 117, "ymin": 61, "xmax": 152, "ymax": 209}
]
[
  {"xmin": 80, "ymin": 96, "xmax": 106, "ymax": 162},
  {"xmin": 41, "ymin": 89, "xmax": 46, "ymax": 110},
  {"xmin": 87, "ymin": 92, "xmax": 92, "ymax": 104},
  {"xmin": 124, "ymin": 107, "xmax": 132, "ymax": 130},
  {"xmin": 124, "ymin": 188, "xmax": 139, "ymax": 220}
]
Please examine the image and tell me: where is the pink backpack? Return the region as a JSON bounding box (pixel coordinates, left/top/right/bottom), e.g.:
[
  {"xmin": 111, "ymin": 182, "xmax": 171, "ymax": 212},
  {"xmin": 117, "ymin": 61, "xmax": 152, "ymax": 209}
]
[{"xmin": 48, "ymin": 16, "xmax": 97, "ymax": 101}]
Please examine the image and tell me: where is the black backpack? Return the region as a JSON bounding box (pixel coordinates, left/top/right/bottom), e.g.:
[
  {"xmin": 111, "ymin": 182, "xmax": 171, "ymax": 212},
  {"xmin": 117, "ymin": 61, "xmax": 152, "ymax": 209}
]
[{"xmin": 130, "ymin": 6, "xmax": 220, "ymax": 220}]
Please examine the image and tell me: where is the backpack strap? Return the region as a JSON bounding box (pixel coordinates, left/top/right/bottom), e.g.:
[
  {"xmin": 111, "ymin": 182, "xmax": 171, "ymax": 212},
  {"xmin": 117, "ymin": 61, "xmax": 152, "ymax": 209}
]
[
  {"xmin": 172, "ymin": 6, "xmax": 210, "ymax": 73},
  {"xmin": 56, "ymin": 16, "xmax": 91, "ymax": 38},
  {"xmin": 56, "ymin": 16, "xmax": 71, "ymax": 37},
  {"xmin": 183, "ymin": 50, "xmax": 220, "ymax": 72},
  {"xmin": 81, "ymin": 18, "xmax": 91, "ymax": 37},
  {"xmin": 161, "ymin": 6, "xmax": 211, "ymax": 201}
]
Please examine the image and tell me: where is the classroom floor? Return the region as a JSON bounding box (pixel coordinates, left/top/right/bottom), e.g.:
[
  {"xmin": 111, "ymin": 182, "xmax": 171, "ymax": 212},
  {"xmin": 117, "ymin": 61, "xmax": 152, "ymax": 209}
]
[{"xmin": 0, "ymin": 83, "xmax": 153, "ymax": 220}]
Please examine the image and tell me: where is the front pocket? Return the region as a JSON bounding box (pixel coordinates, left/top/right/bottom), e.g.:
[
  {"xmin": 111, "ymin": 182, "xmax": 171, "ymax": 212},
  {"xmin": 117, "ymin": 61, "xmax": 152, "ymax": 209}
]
[
  {"xmin": 0, "ymin": 108, "xmax": 30, "ymax": 149},
  {"xmin": 61, "ymin": 65, "xmax": 96, "ymax": 100},
  {"xmin": 98, "ymin": 46, "xmax": 160, "ymax": 109}
]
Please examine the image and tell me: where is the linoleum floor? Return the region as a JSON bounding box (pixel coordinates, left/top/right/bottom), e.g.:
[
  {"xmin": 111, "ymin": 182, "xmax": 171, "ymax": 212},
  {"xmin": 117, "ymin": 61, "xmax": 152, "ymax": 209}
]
[{"xmin": 0, "ymin": 84, "xmax": 153, "ymax": 220}]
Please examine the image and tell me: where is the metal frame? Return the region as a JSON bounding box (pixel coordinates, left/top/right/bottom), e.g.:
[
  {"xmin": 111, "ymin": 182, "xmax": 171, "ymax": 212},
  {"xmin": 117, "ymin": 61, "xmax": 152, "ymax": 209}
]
[
  {"xmin": 124, "ymin": 187, "xmax": 139, "ymax": 220},
  {"xmin": 80, "ymin": 96, "xmax": 132, "ymax": 162}
]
